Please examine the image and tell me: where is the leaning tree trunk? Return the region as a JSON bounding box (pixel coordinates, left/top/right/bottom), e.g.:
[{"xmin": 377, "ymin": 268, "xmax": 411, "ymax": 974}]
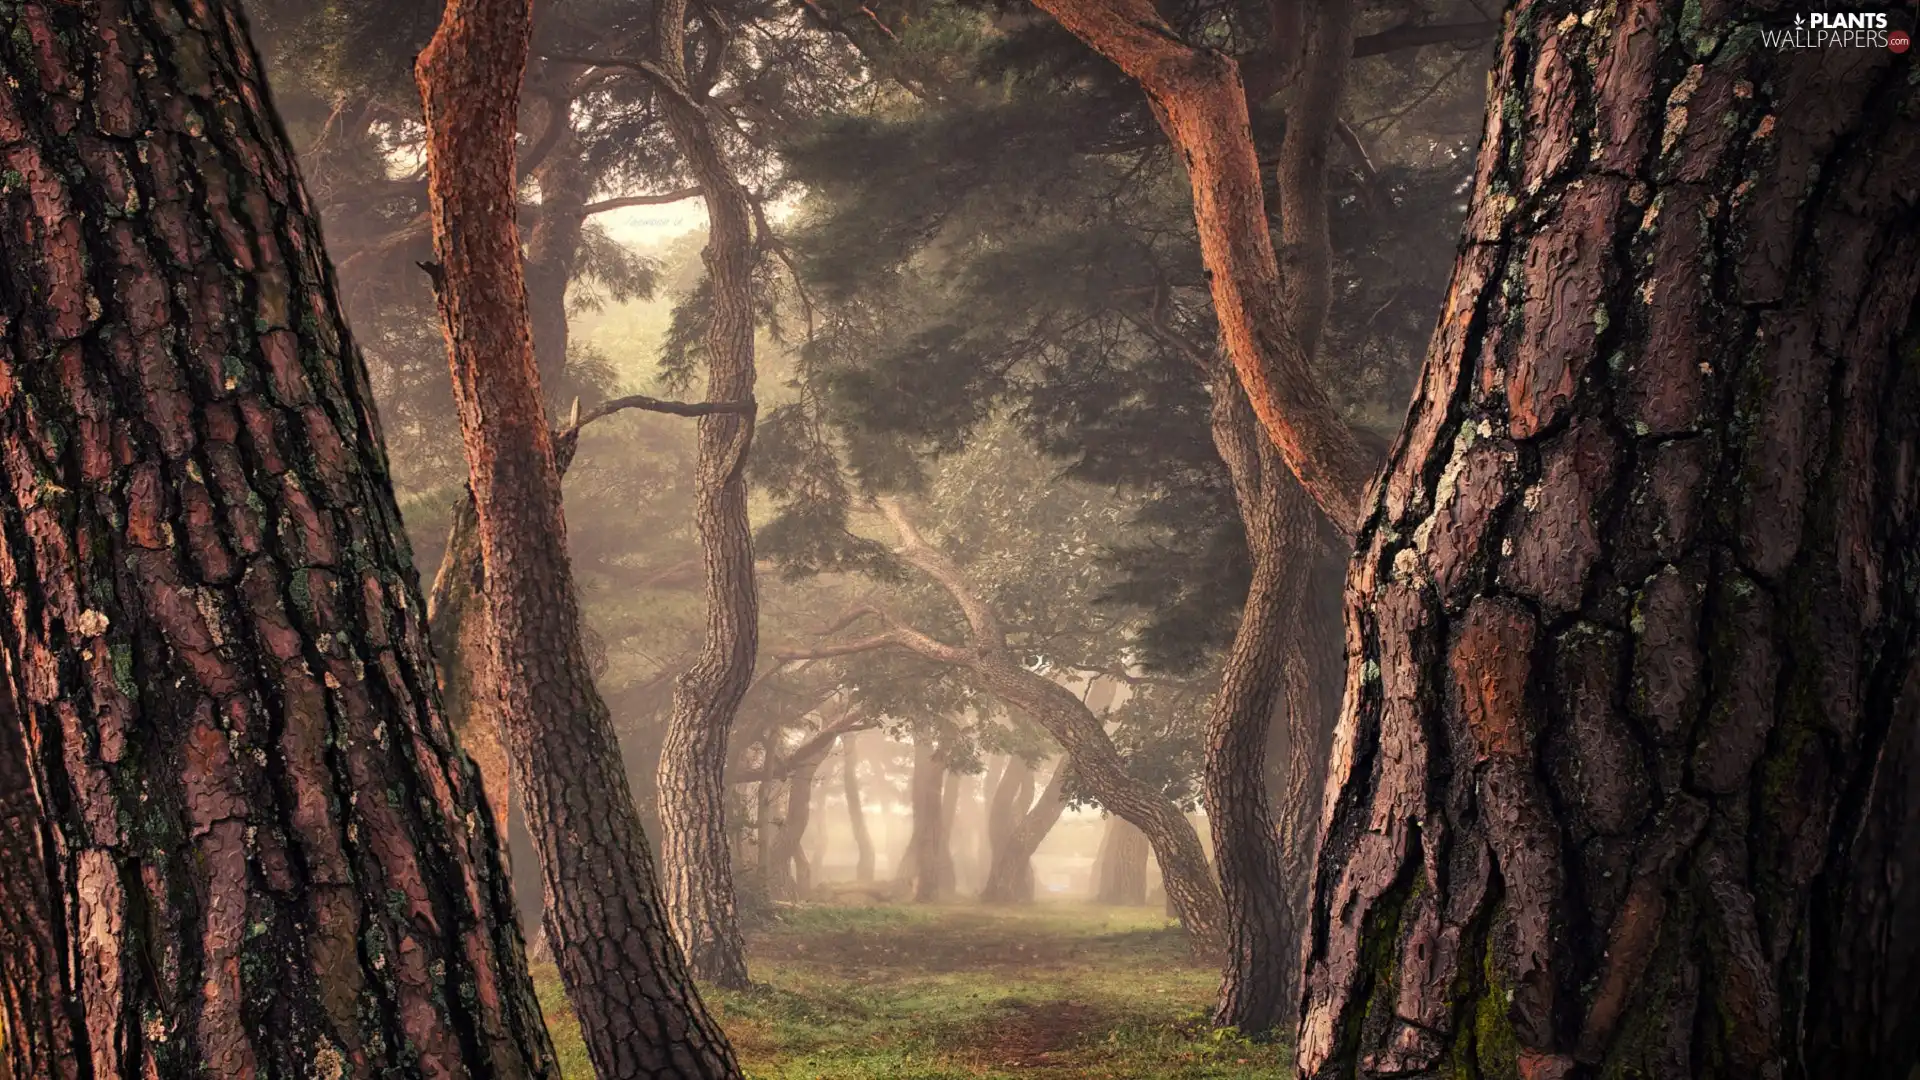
[
  {"xmin": 981, "ymin": 761, "xmax": 1071, "ymax": 903},
  {"xmin": 1205, "ymin": 366, "xmax": 1323, "ymax": 1033},
  {"xmin": 415, "ymin": 0, "xmax": 740, "ymax": 1075},
  {"xmin": 652, "ymin": 0, "xmax": 762, "ymax": 992},
  {"xmin": 842, "ymin": 732, "xmax": 876, "ymax": 882},
  {"xmin": 1297, "ymin": 9, "xmax": 1920, "ymax": 1078},
  {"xmin": 1093, "ymin": 818, "xmax": 1152, "ymax": 906},
  {"xmin": 0, "ymin": 0, "xmax": 562, "ymax": 1070}
]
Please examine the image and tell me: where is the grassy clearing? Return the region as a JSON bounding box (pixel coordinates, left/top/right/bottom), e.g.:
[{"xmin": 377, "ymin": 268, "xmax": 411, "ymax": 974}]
[{"xmin": 531, "ymin": 902, "xmax": 1293, "ymax": 1078}]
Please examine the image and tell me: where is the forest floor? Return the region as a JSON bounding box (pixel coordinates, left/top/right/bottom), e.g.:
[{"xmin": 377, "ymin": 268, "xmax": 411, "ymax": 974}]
[{"xmin": 531, "ymin": 901, "xmax": 1294, "ymax": 1078}]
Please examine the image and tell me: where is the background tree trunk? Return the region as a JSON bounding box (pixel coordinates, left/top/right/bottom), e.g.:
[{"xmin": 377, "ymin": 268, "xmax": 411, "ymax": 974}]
[
  {"xmin": 902, "ymin": 739, "xmax": 952, "ymax": 902},
  {"xmin": 652, "ymin": 0, "xmax": 763, "ymax": 988},
  {"xmin": 842, "ymin": 732, "xmax": 876, "ymax": 882},
  {"xmin": 1092, "ymin": 818, "xmax": 1151, "ymax": 906},
  {"xmin": 981, "ymin": 762, "xmax": 1071, "ymax": 903},
  {"xmin": 768, "ymin": 758, "xmax": 820, "ymax": 901},
  {"xmin": 1205, "ymin": 366, "xmax": 1323, "ymax": 1033},
  {"xmin": 1297, "ymin": 9, "xmax": 1920, "ymax": 1077},
  {"xmin": 415, "ymin": 0, "xmax": 740, "ymax": 1073},
  {"xmin": 0, "ymin": 0, "xmax": 563, "ymax": 1068}
]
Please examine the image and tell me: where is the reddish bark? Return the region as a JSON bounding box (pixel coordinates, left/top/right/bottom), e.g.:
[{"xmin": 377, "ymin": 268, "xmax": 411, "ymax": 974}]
[
  {"xmin": 414, "ymin": 0, "xmax": 740, "ymax": 1073},
  {"xmin": 650, "ymin": 0, "xmax": 763, "ymax": 992},
  {"xmin": 0, "ymin": 0, "xmax": 561, "ymax": 1071},
  {"xmin": 1025, "ymin": 0, "xmax": 1382, "ymax": 534},
  {"xmin": 1297, "ymin": 7, "xmax": 1920, "ymax": 1076}
]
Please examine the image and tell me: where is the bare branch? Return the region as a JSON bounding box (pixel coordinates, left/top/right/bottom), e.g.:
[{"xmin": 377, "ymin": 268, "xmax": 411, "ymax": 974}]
[
  {"xmin": 1351, "ymin": 19, "xmax": 1498, "ymax": 58},
  {"xmin": 582, "ymin": 187, "xmax": 704, "ymax": 216},
  {"xmin": 875, "ymin": 497, "xmax": 1007, "ymax": 647}
]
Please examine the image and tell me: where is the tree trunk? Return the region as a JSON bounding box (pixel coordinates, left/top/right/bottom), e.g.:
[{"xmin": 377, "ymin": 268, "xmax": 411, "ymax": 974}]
[
  {"xmin": 939, "ymin": 761, "xmax": 964, "ymax": 895},
  {"xmin": 1204, "ymin": 363, "xmax": 1323, "ymax": 1032},
  {"xmin": 652, "ymin": 0, "xmax": 762, "ymax": 993},
  {"xmin": 902, "ymin": 739, "xmax": 952, "ymax": 902},
  {"xmin": 0, "ymin": 687, "xmax": 76, "ymax": 1080},
  {"xmin": 415, "ymin": 0, "xmax": 740, "ymax": 1075},
  {"xmin": 0, "ymin": 0, "xmax": 561, "ymax": 1069},
  {"xmin": 842, "ymin": 732, "xmax": 876, "ymax": 882},
  {"xmin": 768, "ymin": 758, "xmax": 819, "ymax": 902},
  {"xmin": 981, "ymin": 762, "xmax": 1071, "ymax": 903},
  {"xmin": 1093, "ymin": 818, "xmax": 1152, "ymax": 906},
  {"xmin": 1026, "ymin": 0, "xmax": 1379, "ymax": 534},
  {"xmin": 1297, "ymin": 11, "xmax": 1920, "ymax": 1078},
  {"xmin": 979, "ymin": 755, "xmax": 1014, "ymax": 875}
]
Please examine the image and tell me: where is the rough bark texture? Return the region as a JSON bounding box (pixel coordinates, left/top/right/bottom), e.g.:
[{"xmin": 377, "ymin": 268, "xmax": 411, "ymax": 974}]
[
  {"xmin": 981, "ymin": 761, "xmax": 1071, "ymax": 904},
  {"xmin": 0, "ymin": 684, "xmax": 77, "ymax": 1080},
  {"xmin": 842, "ymin": 732, "xmax": 875, "ymax": 882},
  {"xmin": 0, "ymin": 0, "xmax": 563, "ymax": 1071},
  {"xmin": 1093, "ymin": 818, "xmax": 1152, "ymax": 906},
  {"xmin": 415, "ymin": 0, "xmax": 741, "ymax": 1074},
  {"xmin": 1025, "ymin": 0, "xmax": 1381, "ymax": 534},
  {"xmin": 1206, "ymin": 366, "xmax": 1325, "ymax": 1033},
  {"xmin": 652, "ymin": 0, "xmax": 762, "ymax": 991},
  {"xmin": 1297, "ymin": 6, "xmax": 1920, "ymax": 1077}
]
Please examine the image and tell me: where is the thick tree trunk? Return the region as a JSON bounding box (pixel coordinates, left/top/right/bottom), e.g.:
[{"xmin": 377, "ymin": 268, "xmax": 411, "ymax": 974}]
[
  {"xmin": 981, "ymin": 762, "xmax": 1071, "ymax": 903},
  {"xmin": 1093, "ymin": 818, "xmax": 1152, "ymax": 906},
  {"xmin": 415, "ymin": 1, "xmax": 740, "ymax": 1075},
  {"xmin": 1297, "ymin": 9, "xmax": 1920, "ymax": 1077},
  {"xmin": 0, "ymin": 688, "xmax": 76, "ymax": 1080},
  {"xmin": 0, "ymin": 1, "xmax": 561, "ymax": 1070},
  {"xmin": 1205, "ymin": 366, "xmax": 1323, "ymax": 1033},
  {"xmin": 842, "ymin": 732, "xmax": 876, "ymax": 882},
  {"xmin": 652, "ymin": 0, "xmax": 762, "ymax": 992}
]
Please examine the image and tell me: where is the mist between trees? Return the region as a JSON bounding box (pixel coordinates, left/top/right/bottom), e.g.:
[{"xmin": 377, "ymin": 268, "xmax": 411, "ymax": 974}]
[{"xmin": 2, "ymin": 0, "xmax": 1917, "ymax": 1076}]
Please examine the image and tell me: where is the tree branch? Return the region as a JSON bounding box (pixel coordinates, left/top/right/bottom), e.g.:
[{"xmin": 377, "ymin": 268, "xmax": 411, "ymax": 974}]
[
  {"xmin": 1350, "ymin": 19, "xmax": 1498, "ymax": 58},
  {"xmin": 875, "ymin": 497, "xmax": 1007, "ymax": 648},
  {"xmin": 582, "ymin": 187, "xmax": 704, "ymax": 216}
]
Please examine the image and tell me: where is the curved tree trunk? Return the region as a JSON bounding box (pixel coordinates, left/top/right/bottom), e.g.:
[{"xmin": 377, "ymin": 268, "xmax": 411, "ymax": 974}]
[
  {"xmin": 652, "ymin": 0, "xmax": 762, "ymax": 992},
  {"xmin": 0, "ymin": 1, "xmax": 562, "ymax": 1068},
  {"xmin": 967, "ymin": 653, "xmax": 1224, "ymax": 944},
  {"xmin": 842, "ymin": 732, "xmax": 876, "ymax": 882},
  {"xmin": 1297, "ymin": 10, "xmax": 1920, "ymax": 1077},
  {"xmin": 1093, "ymin": 818, "xmax": 1152, "ymax": 906},
  {"xmin": 1205, "ymin": 365, "xmax": 1323, "ymax": 1033},
  {"xmin": 415, "ymin": 0, "xmax": 740, "ymax": 1074},
  {"xmin": 981, "ymin": 761, "xmax": 1071, "ymax": 903}
]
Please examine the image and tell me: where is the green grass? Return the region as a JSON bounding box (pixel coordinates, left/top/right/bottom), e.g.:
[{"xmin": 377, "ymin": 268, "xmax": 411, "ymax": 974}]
[{"xmin": 531, "ymin": 902, "xmax": 1294, "ymax": 1078}]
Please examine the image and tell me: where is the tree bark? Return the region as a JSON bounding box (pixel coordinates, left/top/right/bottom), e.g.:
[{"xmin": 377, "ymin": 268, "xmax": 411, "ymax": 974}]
[
  {"xmin": 1025, "ymin": 0, "xmax": 1381, "ymax": 534},
  {"xmin": 843, "ymin": 732, "xmax": 876, "ymax": 882},
  {"xmin": 1297, "ymin": 9, "xmax": 1920, "ymax": 1077},
  {"xmin": 1093, "ymin": 818, "xmax": 1152, "ymax": 906},
  {"xmin": 651, "ymin": 0, "xmax": 763, "ymax": 992},
  {"xmin": 415, "ymin": 0, "xmax": 740, "ymax": 1075},
  {"xmin": 981, "ymin": 761, "xmax": 1071, "ymax": 903},
  {"xmin": 0, "ymin": 686, "xmax": 77, "ymax": 1080},
  {"xmin": 0, "ymin": 0, "xmax": 563, "ymax": 1070},
  {"xmin": 1205, "ymin": 364, "xmax": 1325, "ymax": 1033}
]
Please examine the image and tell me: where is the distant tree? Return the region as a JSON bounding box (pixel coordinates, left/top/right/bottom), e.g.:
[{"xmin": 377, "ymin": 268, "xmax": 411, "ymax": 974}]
[{"xmin": 0, "ymin": 0, "xmax": 559, "ymax": 1071}]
